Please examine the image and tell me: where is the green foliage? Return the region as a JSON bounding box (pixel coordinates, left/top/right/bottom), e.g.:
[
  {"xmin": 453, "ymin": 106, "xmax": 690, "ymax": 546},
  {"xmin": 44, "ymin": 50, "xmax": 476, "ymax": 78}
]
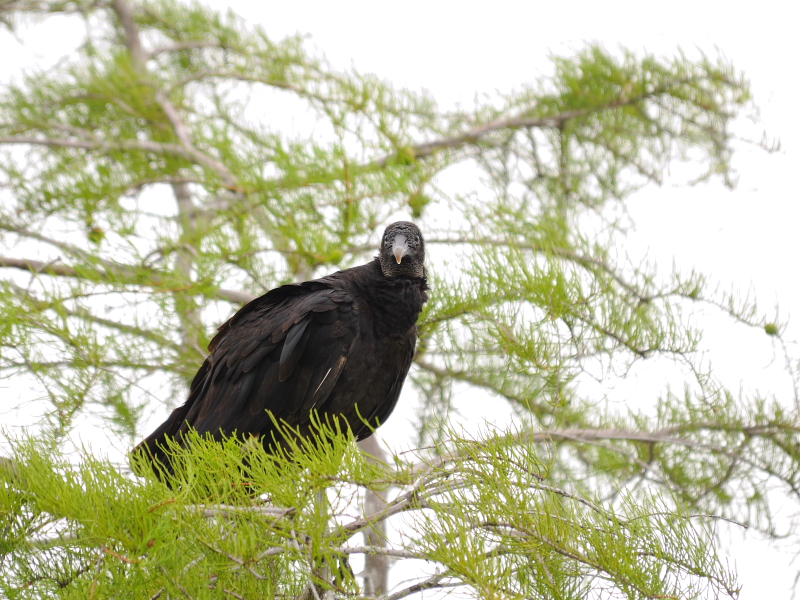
[
  {"xmin": 0, "ymin": 0, "xmax": 762, "ymax": 436},
  {"xmin": 0, "ymin": 0, "xmax": 797, "ymax": 596},
  {"xmin": 1, "ymin": 424, "xmax": 739, "ymax": 599}
]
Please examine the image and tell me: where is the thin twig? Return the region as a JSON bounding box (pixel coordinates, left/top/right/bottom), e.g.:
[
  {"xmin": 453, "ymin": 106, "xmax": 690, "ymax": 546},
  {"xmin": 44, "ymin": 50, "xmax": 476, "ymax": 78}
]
[{"xmin": 383, "ymin": 570, "xmax": 454, "ymax": 600}]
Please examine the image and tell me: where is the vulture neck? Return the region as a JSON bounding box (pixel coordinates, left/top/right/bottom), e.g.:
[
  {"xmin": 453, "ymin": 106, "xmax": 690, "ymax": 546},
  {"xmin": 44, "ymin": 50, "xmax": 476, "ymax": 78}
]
[{"xmin": 357, "ymin": 260, "xmax": 428, "ymax": 337}]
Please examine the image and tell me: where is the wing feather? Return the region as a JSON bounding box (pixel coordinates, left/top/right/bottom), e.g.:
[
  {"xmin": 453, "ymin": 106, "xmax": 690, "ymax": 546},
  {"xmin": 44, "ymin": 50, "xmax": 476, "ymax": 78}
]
[
  {"xmin": 241, "ymin": 344, "xmax": 275, "ymax": 374},
  {"xmin": 278, "ymin": 318, "xmax": 311, "ymax": 381},
  {"xmin": 153, "ymin": 282, "xmax": 357, "ymax": 444},
  {"xmin": 301, "ymin": 354, "xmax": 347, "ymax": 414}
]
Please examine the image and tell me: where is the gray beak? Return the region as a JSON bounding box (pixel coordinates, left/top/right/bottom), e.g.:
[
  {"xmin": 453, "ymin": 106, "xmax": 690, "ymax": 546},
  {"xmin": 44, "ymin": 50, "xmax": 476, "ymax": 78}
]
[{"xmin": 392, "ymin": 235, "xmax": 408, "ymax": 264}]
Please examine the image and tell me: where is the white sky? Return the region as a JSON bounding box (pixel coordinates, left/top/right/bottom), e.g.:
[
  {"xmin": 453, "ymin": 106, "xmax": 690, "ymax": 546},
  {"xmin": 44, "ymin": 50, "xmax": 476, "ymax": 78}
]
[{"xmin": 2, "ymin": 0, "xmax": 798, "ymax": 597}]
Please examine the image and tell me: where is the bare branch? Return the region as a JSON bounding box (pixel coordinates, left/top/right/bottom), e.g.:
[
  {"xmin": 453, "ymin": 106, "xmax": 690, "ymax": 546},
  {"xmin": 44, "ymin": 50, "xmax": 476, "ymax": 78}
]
[
  {"xmin": 109, "ymin": 6, "xmax": 244, "ymax": 191},
  {"xmin": 208, "ymin": 287, "xmax": 256, "ymax": 304},
  {"xmin": 340, "ymin": 494, "xmax": 430, "ymax": 535},
  {"xmin": 0, "ymin": 256, "xmax": 80, "ymax": 278},
  {"xmin": 171, "ymin": 181, "xmax": 205, "ymax": 356},
  {"xmin": 404, "ymin": 422, "xmax": 800, "ymax": 481},
  {"xmin": 371, "ymin": 109, "xmax": 590, "ymax": 168},
  {"xmin": 338, "ymin": 545, "xmax": 420, "ymax": 560},
  {"xmin": 147, "ymin": 40, "xmax": 224, "ymax": 59},
  {"xmin": 157, "ymin": 93, "xmax": 194, "ymax": 149},
  {"xmin": 384, "ymin": 570, "xmax": 455, "ymax": 600},
  {"xmin": 0, "ymin": 136, "xmax": 118, "ymax": 151},
  {"xmin": 153, "ymin": 90, "xmax": 240, "ymax": 188},
  {"xmin": 0, "ymin": 134, "xmax": 186, "ymax": 159},
  {"xmin": 371, "ymin": 81, "xmax": 687, "ymax": 170},
  {"xmin": 0, "ymin": 255, "xmax": 256, "ymax": 304},
  {"xmin": 358, "ymin": 436, "xmax": 391, "ymax": 595},
  {"xmin": 186, "ymin": 504, "xmax": 297, "ymax": 519},
  {"xmin": 110, "ymin": 0, "xmax": 146, "ymax": 71},
  {"xmin": 166, "ymin": 69, "xmax": 309, "ymax": 97},
  {"xmin": 189, "ymin": 96, "xmax": 649, "ymax": 216},
  {"xmin": 0, "ymin": 135, "xmax": 238, "ymax": 187}
]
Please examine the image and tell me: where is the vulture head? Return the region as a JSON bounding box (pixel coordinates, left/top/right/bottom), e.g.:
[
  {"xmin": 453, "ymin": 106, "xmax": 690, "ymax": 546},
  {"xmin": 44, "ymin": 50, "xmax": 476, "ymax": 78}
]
[{"xmin": 379, "ymin": 221, "xmax": 425, "ymax": 278}]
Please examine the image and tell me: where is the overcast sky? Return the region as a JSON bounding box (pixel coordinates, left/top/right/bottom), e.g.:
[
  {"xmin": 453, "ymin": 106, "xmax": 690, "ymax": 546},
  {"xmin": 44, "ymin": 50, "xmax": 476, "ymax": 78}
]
[{"xmin": 2, "ymin": 1, "xmax": 798, "ymax": 596}]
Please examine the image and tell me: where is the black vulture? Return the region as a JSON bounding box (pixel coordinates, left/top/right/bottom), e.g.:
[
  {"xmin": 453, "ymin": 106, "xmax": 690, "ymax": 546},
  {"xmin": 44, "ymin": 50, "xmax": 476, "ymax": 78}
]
[{"xmin": 134, "ymin": 222, "xmax": 428, "ymax": 475}]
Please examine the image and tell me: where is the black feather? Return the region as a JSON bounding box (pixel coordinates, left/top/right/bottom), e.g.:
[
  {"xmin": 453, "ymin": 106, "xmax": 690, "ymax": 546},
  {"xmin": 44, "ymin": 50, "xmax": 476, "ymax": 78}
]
[
  {"xmin": 279, "ymin": 318, "xmax": 311, "ymax": 381},
  {"xmin": 134, "ymin": 222, "xmax": 428, "ymax": 477}
]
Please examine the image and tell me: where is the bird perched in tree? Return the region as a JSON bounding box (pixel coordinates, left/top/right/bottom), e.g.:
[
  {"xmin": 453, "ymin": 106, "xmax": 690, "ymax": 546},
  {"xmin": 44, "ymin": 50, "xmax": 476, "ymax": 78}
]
[{"xmin": 135, "ymin": 222, "xmax": 427, "ymax": 475}]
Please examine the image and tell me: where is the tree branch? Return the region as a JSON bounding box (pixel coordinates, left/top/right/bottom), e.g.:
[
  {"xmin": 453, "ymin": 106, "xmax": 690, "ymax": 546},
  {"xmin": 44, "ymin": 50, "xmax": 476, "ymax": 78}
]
[
  {"xmin": 110, "ymin": 0, "xmax": 146, "ymax": 71},
  {"xmin": 189, "ymin": 96, "xmax": 652, "ymax": 218},
  {"xmin": 110, "ymin": 0, "xmax": 239, "ymax": 189},
  {"xmin": 370, "ymin": 80, "xmax": 689, "ymax": 170},
  {"xmin": 426, "ymin": 236, "xmax": 650, "ymax": 302},
  {"xmin": 171, "ymin": 181, "xmax": 205, "ymax": 357},
  {"xmin": 407, "ymin": 423, "xmax": 798, "ymax": 477},
  {"xmin": 3, "ymin": 281, "xmax": 181, "ymax": 351},
  {"xmin": 0, "ymin": 134, "xmax": 188, "ymax": 160},
  {"xmin": 0, "ymin": 255, "xmax": 256, "ymax": 304},
  {"xmin": 384, "ymin": 570, "xmax": 454, "ymax": 600},
  {"xmin": 371, "ymin": 109, "xmax": 590, "ymax": 168},
  {"xmin": 357, "ymin": 436, "xmax": 391, "ymax": 595},
  {"xmin": 0, "ymin": 135, "xmax": 238, "ymax": 187},
  {"xmin": 186, "ymin": 504, "xmax": 296, "ymax": 519},
  {"xmin": 0, "ymin": 256, "xmax": 81, "ymax": 278},
  {"xmin": 147, "ymin": 40, "xmax": 224, "ymax": 59}
]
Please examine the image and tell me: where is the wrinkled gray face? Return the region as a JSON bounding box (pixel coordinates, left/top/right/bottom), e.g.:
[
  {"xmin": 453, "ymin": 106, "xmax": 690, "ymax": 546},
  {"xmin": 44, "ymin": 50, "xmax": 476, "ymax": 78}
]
[{"xmin": 379, "ymin": 221, "xmax": 425, "ymax": 278}]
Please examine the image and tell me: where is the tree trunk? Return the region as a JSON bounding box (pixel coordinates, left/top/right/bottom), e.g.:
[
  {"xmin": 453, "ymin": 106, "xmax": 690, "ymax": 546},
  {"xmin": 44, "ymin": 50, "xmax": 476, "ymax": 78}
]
[{"xmin": 358, "ymin": 436, "xmax": 390, "ymax": 596}]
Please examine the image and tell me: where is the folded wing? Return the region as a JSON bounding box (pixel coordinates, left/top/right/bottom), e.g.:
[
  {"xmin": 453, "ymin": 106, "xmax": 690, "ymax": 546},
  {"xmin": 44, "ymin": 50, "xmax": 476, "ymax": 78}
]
[{"xmin": 136, "ymin": 281, "xmax": 358, "ymax": 466}]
